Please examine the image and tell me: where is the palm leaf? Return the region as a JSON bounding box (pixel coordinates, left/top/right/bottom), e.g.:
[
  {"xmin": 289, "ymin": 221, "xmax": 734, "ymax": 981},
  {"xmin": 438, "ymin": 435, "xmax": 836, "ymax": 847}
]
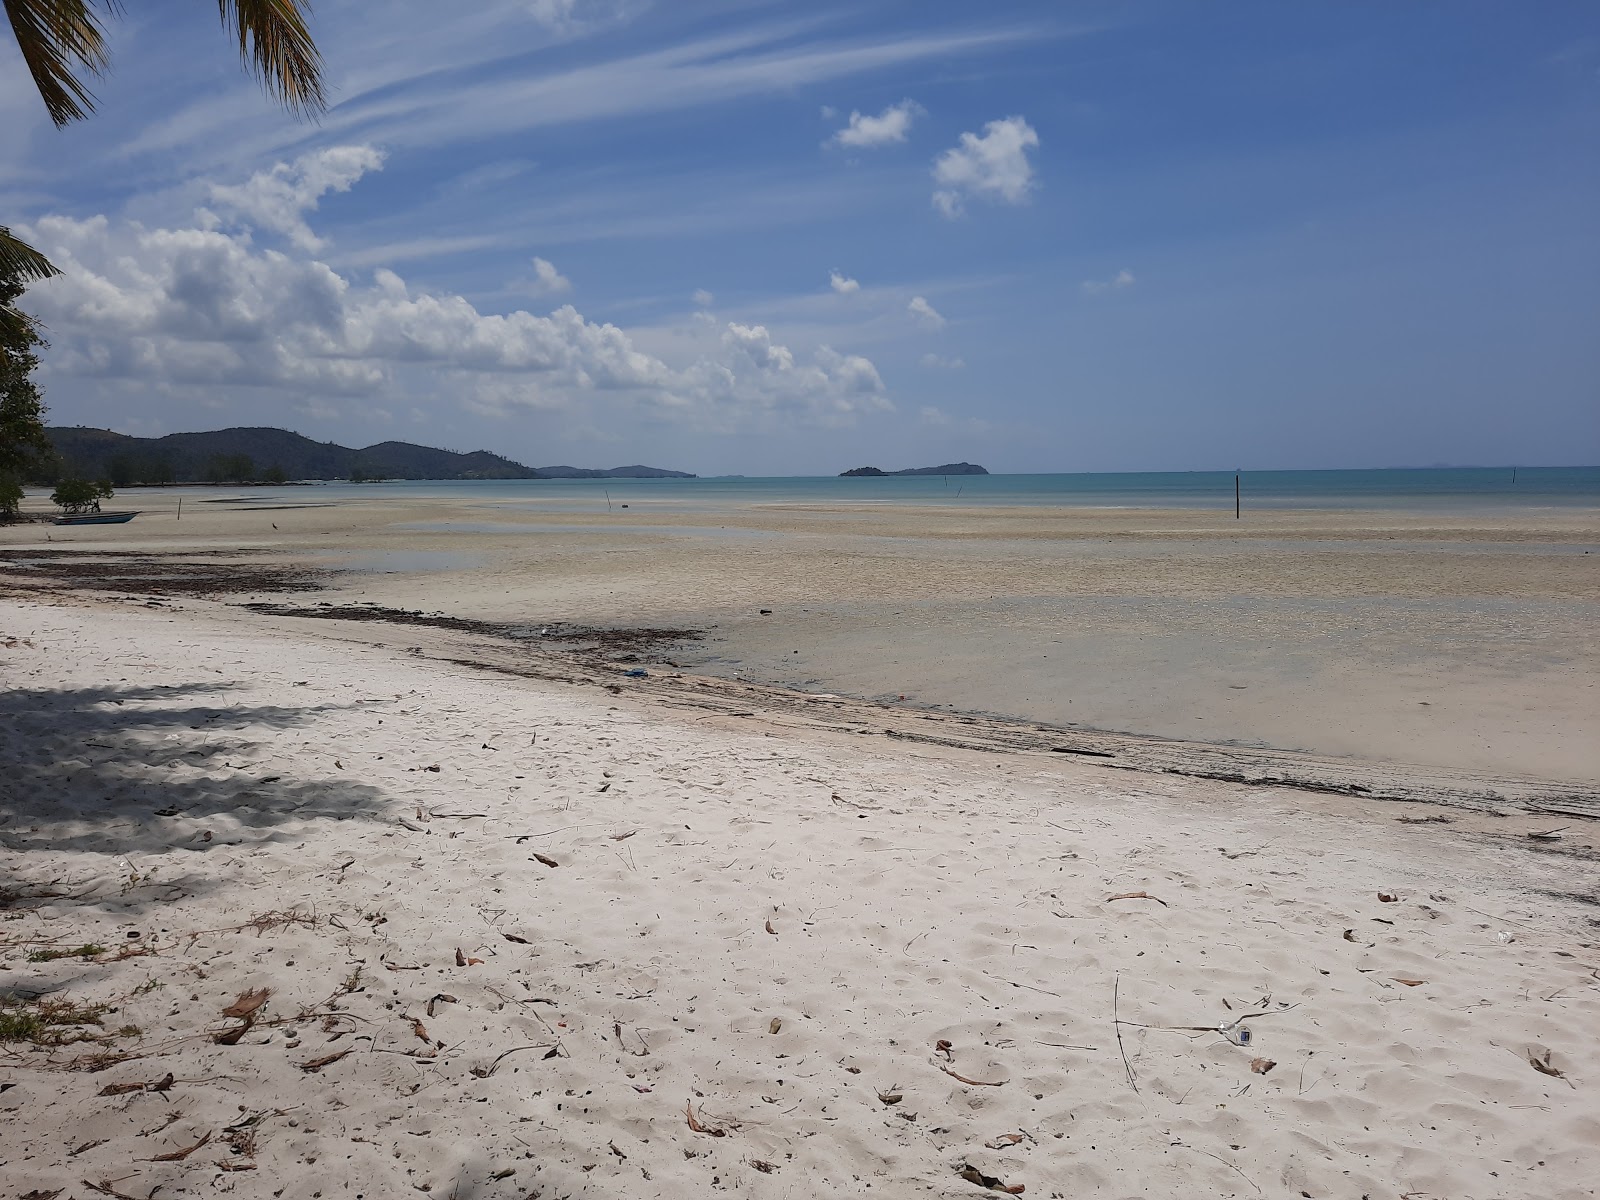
[
  {"xmin": 3, "ymin": 0, "xmax": 112, "ymax": 125},
  {"xmin": 218, "ymin": 0, "xmax": 325, "ymax": 117},
  {"xmin": 0, "ymin": 226, "xmax": 60, "ymax": 283}
]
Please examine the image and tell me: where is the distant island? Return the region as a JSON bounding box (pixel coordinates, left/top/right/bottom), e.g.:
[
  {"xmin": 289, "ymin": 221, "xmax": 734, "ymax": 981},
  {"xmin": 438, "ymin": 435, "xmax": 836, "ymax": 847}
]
[
  {"xmin": 840, "ymin": 462, "xmax": 989, "ymax": 477},
  {"xmin": 39, "ymin": 427, "xmax": 695, "ymax": 484}
]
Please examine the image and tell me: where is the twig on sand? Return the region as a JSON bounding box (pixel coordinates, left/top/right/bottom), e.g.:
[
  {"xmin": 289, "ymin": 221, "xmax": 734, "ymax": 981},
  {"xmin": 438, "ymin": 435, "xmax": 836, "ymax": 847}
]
[
  {"xmin": 939, "ymin": 1064, "xmax": 1005, "ymax": 1087},
  {"xmin": 470, "ymin": 1043, "xmax": 553, "ymax": 1078},
  {"xmin": 1171, "ymin": 1140, "xmax": 1262, "ymax": 1195},
  {"xmin": 146, "ymin": 1130, "xmax": 212, "ymax": 1162},
  {"xmin": 1114, "ymin": 973, "xmax": 1138, "ymax": 1094},
  {"xmin": 81, "ymin": 1179, "xmax": 154, "ymax": 1200}
]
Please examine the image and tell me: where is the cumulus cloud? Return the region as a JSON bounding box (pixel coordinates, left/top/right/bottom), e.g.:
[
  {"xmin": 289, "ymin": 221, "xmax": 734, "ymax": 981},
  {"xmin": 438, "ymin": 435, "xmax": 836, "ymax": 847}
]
[
  {"xmin": 830, "ymin": 99, "xmax": 923, "ymax": 148},
  {"xmin": 931, "ymin": 116, "xmax": 1038, "ymax": 218},
  {"xmin": 208, "ymin": 145, "xmax": 386, "ymax": 252},
  {"xmin": 829, "ymin": 270, "xmax": 860, "ymax": 295},
  {"xmin": 920, "ymin": 353, "xmax": 964, "ymax": 369},
  {"xmin": 1082, "ymin": 269, "xmax": 1135, "ymax": 294},
  {"xmin": 528, "ymin": 256, "xmax": 573, "ymax": 296},
  {"xmin": 19, "ymin": 177, "xmax": 890, "ymax": 434},
  {"xmin": 908, "ymin": 295, "xmax": 945, "ymax": 328}
]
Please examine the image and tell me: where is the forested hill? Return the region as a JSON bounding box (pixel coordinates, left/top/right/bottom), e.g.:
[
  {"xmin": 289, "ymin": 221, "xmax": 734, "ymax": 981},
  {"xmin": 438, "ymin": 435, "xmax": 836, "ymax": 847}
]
[{"xmin": 41, "ymin": 427, "xmax": 692, "ymax": 483}]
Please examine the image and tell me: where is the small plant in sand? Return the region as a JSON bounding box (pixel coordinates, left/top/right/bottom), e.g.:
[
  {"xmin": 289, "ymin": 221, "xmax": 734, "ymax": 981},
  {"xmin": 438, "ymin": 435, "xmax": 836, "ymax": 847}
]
[
  {"xmin": 26, "ymin": 942, "xmax": 106, "ymax": 962},
  {"xmin": 0, "ymin": 995, "xmax": 112, "ymax": 1045}
]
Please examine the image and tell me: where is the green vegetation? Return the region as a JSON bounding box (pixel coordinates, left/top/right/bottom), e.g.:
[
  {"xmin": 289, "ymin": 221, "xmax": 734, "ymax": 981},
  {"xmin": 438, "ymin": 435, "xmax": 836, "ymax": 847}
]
[
  {"xmin": 26, "ymin": 942, "xmax": 107, "ymax": 962},
  {"xmin": 0, "ymin": 995, "xmax": 111, "ymax": 1045},
  {"xmin": 50, "ymin": 476, "xmax": 113, "ymax": 514},
  {"xmin": 204, "ymin": 452, "xmax": 256, "ymax": 483},
  {"xmin": 0, "ymin": 259, "xmax": 51, "ymax": 518}
]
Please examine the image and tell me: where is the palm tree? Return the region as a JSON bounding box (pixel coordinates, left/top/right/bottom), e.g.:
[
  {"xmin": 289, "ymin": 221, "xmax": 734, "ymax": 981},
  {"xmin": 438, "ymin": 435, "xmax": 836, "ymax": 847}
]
[{"xmin": 1, "ymin": 0, "xmax": 327, "ymax": 327}]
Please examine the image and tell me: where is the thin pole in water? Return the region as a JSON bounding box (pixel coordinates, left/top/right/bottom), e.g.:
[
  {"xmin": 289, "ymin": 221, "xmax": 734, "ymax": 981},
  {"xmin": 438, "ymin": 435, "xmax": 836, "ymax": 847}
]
[
  {"xmin": 605, "ymin": 489, "xmax": 612, "ymax": 512},
  {"xmin": 177, "ymin": 495, "xmax": 182, "ymax": 521},
  {"xmin": 1235, "ymin": 472, "xmax": 1241, "ymax": 520},
  {"xmin": 1512, "ymin": 466, "xmax": 1517, "ymax": 485}
]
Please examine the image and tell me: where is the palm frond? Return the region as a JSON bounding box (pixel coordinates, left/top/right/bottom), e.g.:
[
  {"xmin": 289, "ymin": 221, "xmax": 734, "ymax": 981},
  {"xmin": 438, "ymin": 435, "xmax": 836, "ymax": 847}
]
[
  {"xmin": 3, "ymin": 0, "xmax": 111, "ymax": 126},
  {"xmin": 0, "ymin": 226, "xmax": 61, "ymax": 283},
  {"xmin": 218, "ymin": 0, "xmax": 325, "ymax": 117}
]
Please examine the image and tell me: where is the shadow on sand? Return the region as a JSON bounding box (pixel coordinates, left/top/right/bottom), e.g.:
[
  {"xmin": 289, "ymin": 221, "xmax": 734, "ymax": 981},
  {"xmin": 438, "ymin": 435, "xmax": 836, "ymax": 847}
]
[{"xmin": 0, "ymin": 679, "xmax": 389, "ymax": 916}]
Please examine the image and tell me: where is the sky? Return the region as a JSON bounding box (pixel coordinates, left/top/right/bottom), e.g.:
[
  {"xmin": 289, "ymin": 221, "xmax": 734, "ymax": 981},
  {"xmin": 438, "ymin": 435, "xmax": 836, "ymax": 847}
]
[{"xmin": 3, "ymin": 0, "xmax": 1598, "ymax": 475}]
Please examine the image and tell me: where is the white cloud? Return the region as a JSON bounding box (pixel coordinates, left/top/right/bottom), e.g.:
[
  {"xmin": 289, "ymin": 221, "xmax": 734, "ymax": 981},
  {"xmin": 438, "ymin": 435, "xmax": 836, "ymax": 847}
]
[
  {"xmin": 830, "ymin": 99, "xmax": 923, "ymax": 148},
  {"xmin": 920, "ymin": 353, "xmax": 964, "ymax": 369},
  {"xmin": 1082, "ymin": 269, "xmax": 1135, "ymax": 294},
  {"xmin": 208, "ymin": 145, "xmax": 387, "ymax": 252},
  {"xmin": 829, "ymin": 270, "xmax": 860, "ymax": 294},
  {"xmin": 20, "ymin": 193, "xmax": 890, "ymax": 434},
  {"xmin": 529, "ymin": 256, "xmax": 573, "ymax": 296},
  {"xmin": 931, "ymin": 116, "xmax": 1038, "ymax": 218},
  {"xmin": 692, "ymin": 288, "xmax": 715, "ymax": 307},
  {"xmin": 908, "ymin": 295, "xmax": 946, "ymax": 328}
]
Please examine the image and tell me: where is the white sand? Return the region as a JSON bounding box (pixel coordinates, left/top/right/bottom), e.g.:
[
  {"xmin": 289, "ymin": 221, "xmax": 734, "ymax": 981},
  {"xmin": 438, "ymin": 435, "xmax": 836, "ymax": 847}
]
[{"xmin": 2, "ymin": 596, "xmax": 1597, "ymax": 1199}]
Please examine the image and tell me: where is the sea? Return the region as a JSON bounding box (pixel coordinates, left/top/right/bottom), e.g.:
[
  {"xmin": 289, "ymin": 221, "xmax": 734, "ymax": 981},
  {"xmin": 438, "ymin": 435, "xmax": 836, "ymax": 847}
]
[{"xmin": 252, "ymin": 465, "xmax": 1599, "ymax": 513}]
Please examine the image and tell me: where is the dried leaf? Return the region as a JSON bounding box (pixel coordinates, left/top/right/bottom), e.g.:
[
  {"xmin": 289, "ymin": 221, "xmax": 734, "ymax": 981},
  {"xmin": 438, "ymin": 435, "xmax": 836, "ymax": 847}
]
[
  {"xmin": 503, "ymin": 933, "xmax": 530, "ymax": 944},
  {"xmin": 769, "ymin": 1018, "xmax": 782, "ymax": 1034},
  {"xmin": 1106, "ymin": 891, "xmax": 1168, "ymax": 907},
  {"xmin": 426, "ymin": 994, "xmax": 458, "ymax": 1017},
  {"xmin": 1342, "ymin": 929, "xmax": 1374, "ymax": 946},
  {"xmin": 611, "ymin": 830, "xmax": 637, "ymax": 841},
  {"xmin": 749, "ymin": 1159, "xmax": 778, "ymax": 1174},
  {"xmin": 1392, "ymin": 978, "xmax": 1426, "ymax": 987},
  {"xmin": 222, "ymin": 987, "xmax": 272, "ymax": 1019},
  {"xmin": 1529, "ymin": 1053, "xmax": 1566, "ymax": 1080},
  {"xmin": 98, "ymin": 1081, "xmax": 145, "ymax": 1096},
  {"xmin": 878, "ymin": 1089, "xmax": 903, "ymax": 1105},
  {"xmin": 148, "ymin": 1130, "xmax": 212, "ymax": 1162},
  {"xmin": 685, "ymin": 1100, "xmax": 726, "ymax": 1136},
  {"xmin": 984, "ymin": 1133, "xmax": 1026, "ymax": 1149},
  {"xmin": 1249, "ymin": 1058, "xmax": 1277, "ymax": 1075},
  {"xmin": 218, "ymin": 1161, "xmax": 257, "ymax": 1172},
  {"xmin": 764, "ymin": 919, "xmax": 777, "ymax": 935},
  {"xmin": 411, "ymin": 1018, "xmax": 429, "ymax": 1042},
  {"xmin": 1378, "ymin": 893, "xmax": 1398, "ymax": 903},
  {"xmin": 298, "ymin": 1049, "xmax": 352, "ymax": 1072},
  {"xmin": 957, "ymin": 1162, "xmax": 1025, "ymax": 1193},
  {"xmin": 532, "ymin": 853, "xmax": 560, "ymax": 868},
  {"xmin": 940, "ymin": 1064, "xmax": 1005, "ymax": 1087},
  {"xmin": 212, "ymin": 1021, "xmax": 253, "ymax": 1046}
]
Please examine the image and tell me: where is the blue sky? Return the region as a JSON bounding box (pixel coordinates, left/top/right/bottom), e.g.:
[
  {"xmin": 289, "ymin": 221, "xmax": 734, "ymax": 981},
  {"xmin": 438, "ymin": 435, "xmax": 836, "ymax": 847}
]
[{"xmin": 4, "ymin": 0, "xmax": 1597, "ymax": 474}]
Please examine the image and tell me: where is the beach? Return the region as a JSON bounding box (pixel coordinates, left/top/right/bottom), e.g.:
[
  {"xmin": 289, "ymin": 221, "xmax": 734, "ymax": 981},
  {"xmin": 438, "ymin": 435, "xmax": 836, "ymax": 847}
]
[
  {"xmin": 2, "ymin": 484, "xmax": 1598, "ymax": 1198},
  {"xmin": 1, "ymin": 593, "xmax": 1597, "ymax": 1199}
]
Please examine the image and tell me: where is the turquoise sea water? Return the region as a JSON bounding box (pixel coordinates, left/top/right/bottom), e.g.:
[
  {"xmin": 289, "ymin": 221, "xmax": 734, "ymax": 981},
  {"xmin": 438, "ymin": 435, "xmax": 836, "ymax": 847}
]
[{"xmin": 264, "ymin": 465, "xmax": 1599, "ymax": 513}]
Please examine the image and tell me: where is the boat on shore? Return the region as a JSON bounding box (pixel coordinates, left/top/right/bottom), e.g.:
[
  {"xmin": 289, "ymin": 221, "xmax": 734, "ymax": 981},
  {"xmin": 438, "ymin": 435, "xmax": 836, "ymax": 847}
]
[{"xmin": 53, "ymin": 510, "xmax": 142, "ymax": 526}]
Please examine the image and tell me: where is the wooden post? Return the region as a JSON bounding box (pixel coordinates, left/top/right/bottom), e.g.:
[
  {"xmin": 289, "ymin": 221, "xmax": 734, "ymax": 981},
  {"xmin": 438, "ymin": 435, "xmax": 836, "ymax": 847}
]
[
  {"xmin": 177, "ymin": 495, "xmax": 182, "ymax": 521},
  {"xmin": 1235, "ymin": 473, "xmax": 1240, "ymax": 519}
]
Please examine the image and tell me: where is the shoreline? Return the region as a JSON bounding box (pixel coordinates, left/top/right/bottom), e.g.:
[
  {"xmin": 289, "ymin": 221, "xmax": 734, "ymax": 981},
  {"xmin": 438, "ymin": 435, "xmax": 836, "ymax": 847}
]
[{"xmin": 3, "ymin": 501, "xmax": 1598, "ymax": 790}]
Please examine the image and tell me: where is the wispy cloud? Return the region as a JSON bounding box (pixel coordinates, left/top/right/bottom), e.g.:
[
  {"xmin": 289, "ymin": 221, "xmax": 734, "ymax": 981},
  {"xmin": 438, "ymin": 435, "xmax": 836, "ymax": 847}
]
[
  {"xmin": 830, "ymin": 270, "xmax": 861, "ymax": 294},
  {"xmin": 1082, "ymin": 269, "xmax": 1135, "ymax": 294},
  {"xmin": 908, "ymin": 295, "xmax": 946, "ymax": 327}
]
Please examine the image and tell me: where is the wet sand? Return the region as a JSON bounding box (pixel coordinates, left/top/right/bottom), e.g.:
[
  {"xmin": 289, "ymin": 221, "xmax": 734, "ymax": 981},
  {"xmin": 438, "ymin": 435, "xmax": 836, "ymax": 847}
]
[{"xmin": 5, "ymin": 487, "xmax": 1598, "ymax": 784}]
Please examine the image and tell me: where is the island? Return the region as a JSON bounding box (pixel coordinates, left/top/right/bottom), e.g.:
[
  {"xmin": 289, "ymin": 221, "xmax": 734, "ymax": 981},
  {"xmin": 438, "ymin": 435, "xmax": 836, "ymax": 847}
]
[{"xmin": 840, "ymin": 462, "xmax": 988, "ymax": 477}]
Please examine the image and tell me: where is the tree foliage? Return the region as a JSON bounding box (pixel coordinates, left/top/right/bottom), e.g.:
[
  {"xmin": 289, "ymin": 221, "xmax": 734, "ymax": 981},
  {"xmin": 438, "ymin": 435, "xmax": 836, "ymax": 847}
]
[
  {"xmin": 3, "ymin": 1, "xmax": 327, "ymax": 297},
  {"xmin": 1, "ymin": 262, "xmax": 52, "ymax": 517},
  {"xmin": 50, "ymin": 475, "xmax": 112, "ymax": 513},
  {"xmin": 4, "ymin": 0, "xmax": 326, "ymax": 127}
]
